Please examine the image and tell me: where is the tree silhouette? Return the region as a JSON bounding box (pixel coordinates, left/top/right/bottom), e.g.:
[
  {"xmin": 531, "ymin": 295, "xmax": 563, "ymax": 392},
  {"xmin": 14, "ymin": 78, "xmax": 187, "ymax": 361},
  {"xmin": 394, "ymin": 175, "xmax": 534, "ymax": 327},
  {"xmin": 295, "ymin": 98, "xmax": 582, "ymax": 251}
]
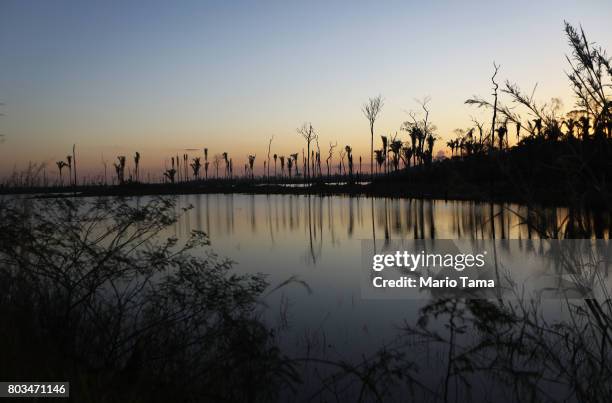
[
  {"xmin": 579, "ymin": 116, "xmax": 590, "ymax": 140},
  {"xmin": 134, "ymin": 152, "xmax": 141, "ymax": 182},
  {"xmin": 66, "ymin": 155, "xmax": 72, "ymax": 186},
  {"xmin": 359, "ymin": 156, "xmax": 362, "ymax": 176},
  {"xmin": 213, "ymin": 155, "xmax": 221, "ymax": 178},
  {"xmin": 389, "ymin": 137, "xmax": 402, "ymax": 171},
  {"xmin": 164, "ymin": 168, "xmax": 176, "ymax": 183},
  {"xmin": 204, "ymin": 148, "xmax": 209, "ymax": 179},
  {"xmin": 266, "ymin": 135, "xmax": 273, "ymax": 179},
  {"xmin": 190, "ymin": 157, "xmax": 202, "ymax": 179},
  {"xmin": 425, "ymin": 134, "xmax": 437, "ymax": 163},
  {"xmin": 248, "ymin": 155, "xmax": 256, "ymax": 179},
  {"xmin": 490, "ymin": 63, "xmax": 500, "ymax": 149},
  {"xmin": 400, "ymin": 146, "xmax": 412, "ymax": 168},
  {"xmin": 113, "ymin": 156, "xmax": 126, "ymax": 185},
  {"xmin": 380, "ymin": 135, "xmax": 388, "ymax": 174},
  {"xmin": 326, "ymin": 142, "xmax": 337, "ymax": 178},
  {"xmin": 563, "ymin": 118, "xmax": 577, "ymax": 138},
  {"xmin": 564, "ymin": 21, "xmax": 611, "ymax": 135},
  {"xmin": 297, "ymin": 123, "xmax": 317, "ymax": 182},
  {"xmin": 374, "ymin": 149, "xmax": 384, "ymax": 174},
  {"xmin": 56, "ymin": 161, "xmax": 67, "ymax": 186},
  {"xmin": 496, "ymin": 125, "xmax": 507, "ymax": 150},
  {"xmin": 446, "ymin": 140, "xmax": 455, "ymax": 157},
  {"xmin": 183, "ymin": 154, "xmax": 189, "ymax": 182},
  {"xmin": 72, "ymin": 144, "xmax": 77, "ymax": 186},
  {"xmin": 345, "ymin": 145, "xmax": 353, "ymax": 177},
  {"xmin": 363, "ymin": 95, "xmax": 383, "ymax": 177},
  {"xmin": 222, "ymin": 152, "xmax": 229, "ymax": 178},
  {"xmin": 290, "ymin": 153, "xmax": 299, "ymax": 177}
]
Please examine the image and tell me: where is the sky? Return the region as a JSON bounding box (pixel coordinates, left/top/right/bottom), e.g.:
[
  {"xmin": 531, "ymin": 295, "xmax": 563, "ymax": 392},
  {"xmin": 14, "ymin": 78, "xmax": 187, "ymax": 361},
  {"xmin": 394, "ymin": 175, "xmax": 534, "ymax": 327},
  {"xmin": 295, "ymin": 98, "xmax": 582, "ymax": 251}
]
[{"xmin": 1, "ymin": 0, "xmax": 611, "ymax": 180}]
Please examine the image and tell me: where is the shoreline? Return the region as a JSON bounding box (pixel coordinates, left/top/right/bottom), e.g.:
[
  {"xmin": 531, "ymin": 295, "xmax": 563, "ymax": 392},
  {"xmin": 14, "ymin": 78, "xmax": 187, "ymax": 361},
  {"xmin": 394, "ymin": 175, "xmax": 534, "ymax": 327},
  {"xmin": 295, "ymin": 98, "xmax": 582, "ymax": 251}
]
[{"xmin": 0, "ymin": 180, "xmax": 603, "ymax": 209}]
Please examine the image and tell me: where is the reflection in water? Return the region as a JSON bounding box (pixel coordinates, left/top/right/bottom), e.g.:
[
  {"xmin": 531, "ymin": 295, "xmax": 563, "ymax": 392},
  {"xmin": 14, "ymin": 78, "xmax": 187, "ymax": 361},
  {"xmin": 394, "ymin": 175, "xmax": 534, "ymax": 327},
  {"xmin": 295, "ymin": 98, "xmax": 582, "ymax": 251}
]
[
  {"xmin": 5, "ymin": 194, "xmax": 610, "ymax": 402},
  {"xmin": 175, "ymin": 194, "xmax": 610, "ymax": 255},
  {"xmin": 168, "ymin": 194, "xmax": 612, "ymax": 401}
]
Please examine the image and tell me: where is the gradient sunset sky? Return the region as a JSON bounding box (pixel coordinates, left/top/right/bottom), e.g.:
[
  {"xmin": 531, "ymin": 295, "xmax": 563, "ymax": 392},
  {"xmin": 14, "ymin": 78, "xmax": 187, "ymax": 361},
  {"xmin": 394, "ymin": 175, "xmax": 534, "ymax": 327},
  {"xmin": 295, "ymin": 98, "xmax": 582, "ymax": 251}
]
[{"xmin": 1, "ymin": 0, "xmax": 611, "ymax": 179}]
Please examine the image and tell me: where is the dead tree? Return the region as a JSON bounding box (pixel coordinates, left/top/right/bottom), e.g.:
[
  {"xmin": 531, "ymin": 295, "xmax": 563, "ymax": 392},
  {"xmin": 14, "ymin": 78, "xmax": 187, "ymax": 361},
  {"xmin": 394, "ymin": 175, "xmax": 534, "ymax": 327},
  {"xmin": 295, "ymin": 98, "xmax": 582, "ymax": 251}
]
[
  {"xmin": 297, "ymin": 123, "xmax": 317, "ymax": 182},
  {"xmin": 363, "ymin": 95, "xmax": 383, "ymax": 178}
]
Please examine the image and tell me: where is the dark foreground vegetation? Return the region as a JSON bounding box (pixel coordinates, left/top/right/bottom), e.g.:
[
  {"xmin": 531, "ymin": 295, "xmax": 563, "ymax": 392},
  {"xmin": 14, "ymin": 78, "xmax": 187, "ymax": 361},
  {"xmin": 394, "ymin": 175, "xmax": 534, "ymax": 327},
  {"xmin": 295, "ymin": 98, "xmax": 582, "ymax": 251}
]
[
  {"xmin": 1, "ymin": 196, "xmax": 612, "ymax": 402},
  {"xmin": 0, "ymin": 197, "xmax": 301, "ymax": 402}
]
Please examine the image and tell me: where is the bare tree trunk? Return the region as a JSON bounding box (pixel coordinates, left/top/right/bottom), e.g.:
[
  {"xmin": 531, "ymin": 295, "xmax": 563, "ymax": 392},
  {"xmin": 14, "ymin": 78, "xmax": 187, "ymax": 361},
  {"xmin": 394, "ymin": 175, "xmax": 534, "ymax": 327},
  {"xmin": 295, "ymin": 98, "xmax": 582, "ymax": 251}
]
[
  {"xmin": 370, "ymin": 123, "xmax": 374, "ymax": 178},
  {"xmin": 72, "ymin": 144, "xmax": 77, "ymax": 186},
  {"xmin": 490, "ymin": 62, "xmax": 500, "ymax": 150}
]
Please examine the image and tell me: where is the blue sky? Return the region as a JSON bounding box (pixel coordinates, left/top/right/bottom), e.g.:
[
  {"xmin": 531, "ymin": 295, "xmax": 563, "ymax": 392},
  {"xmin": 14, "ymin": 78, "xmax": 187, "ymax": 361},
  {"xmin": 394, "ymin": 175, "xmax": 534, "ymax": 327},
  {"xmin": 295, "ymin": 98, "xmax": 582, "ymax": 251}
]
[{"xmin": 1, "ymin": 0, "xmax": 611, "ymax": 176}]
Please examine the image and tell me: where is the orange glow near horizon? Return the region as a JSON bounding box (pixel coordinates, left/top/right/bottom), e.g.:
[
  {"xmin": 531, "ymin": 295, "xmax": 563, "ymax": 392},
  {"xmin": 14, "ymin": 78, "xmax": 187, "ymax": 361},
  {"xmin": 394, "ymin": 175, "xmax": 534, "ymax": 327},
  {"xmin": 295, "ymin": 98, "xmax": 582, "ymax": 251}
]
[{"xmin": 0, "ymin": 1, "xmax": 609, "ymax": 181}]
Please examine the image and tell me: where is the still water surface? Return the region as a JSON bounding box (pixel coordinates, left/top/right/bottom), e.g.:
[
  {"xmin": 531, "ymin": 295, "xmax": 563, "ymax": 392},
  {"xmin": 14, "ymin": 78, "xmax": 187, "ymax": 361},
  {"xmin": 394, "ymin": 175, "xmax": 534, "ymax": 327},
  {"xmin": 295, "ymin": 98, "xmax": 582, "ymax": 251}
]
[
  {"xmin": 164, "ymin": 194, "xmax": 609, "ymax": 400},
  {"xmin": 167, "ymin": 194, "xmax": 606, "ymax": 338}
]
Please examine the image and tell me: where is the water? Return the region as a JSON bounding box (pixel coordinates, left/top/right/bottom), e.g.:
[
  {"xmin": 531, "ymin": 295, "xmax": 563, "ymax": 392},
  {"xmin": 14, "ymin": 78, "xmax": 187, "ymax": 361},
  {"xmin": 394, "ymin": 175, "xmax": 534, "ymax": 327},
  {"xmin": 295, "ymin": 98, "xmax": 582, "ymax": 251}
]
[
  {"xmin": 160, "ymin": 194, "xmax": 611, "ymax": 400},
  {"xmin": 5, "ymin": 193, "xmax": 610, "ymax": 401}
]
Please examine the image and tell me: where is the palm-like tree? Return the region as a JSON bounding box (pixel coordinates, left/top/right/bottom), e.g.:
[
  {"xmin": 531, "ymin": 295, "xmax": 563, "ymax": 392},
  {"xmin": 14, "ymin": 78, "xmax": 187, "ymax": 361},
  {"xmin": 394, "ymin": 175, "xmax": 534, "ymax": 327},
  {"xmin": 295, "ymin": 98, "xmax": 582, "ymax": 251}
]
[
  {"xmin": 164, "ymin": 168, "xmax": 176, "ymax": 183},
  {"xmin": 287, "ymin": 157, "xmax": 293, "ymax": 178},
  {"xmin": 389, "ymin": 139, "xmax": 402, "ymax": 171},
  {"xmin": 190, "ymin": 157, "xmax": 202, "ymax": 179},
  {"xmin": 345, "ymin": 145, "xmax": 353, "ymax": 177},
  {"xmin": 425, "ymin": 134, "xmax": 436, "ymax": 163},
  {"xmin": 56, "ymin": 161, "xmax": 68, "ymax": 186},
  {"xmin": 405, "ymin": 126, "xmax": 419, "ymax": 166},
  {"xmin": 279, "ymin": 156, "xmax": 285, "ymax": 177},
  {"xmin": 465, "ymin": 128, "xmax": 474, "ymax": 154},
  {"xmin": 248, "ymin": 155, "xmax": 256, "ymax": 179},
  {"xmin": 563, "ymin": 118, "xmax": 577, "ymax": 138},
  {"xmin": 290, "ymin": 153, "xmax": 299, "ymax": 176},
  {"xmin": 400, "ymin": 147, "xmax": 412, "ymax": 169},
  {"xmin": 416, "ymin": 127, "xmax": 427, "ymax": 165},
  {"xmin": 273, "ymin": 154, "xmax": 278, "ymax": 177},
  {"xmin": 446, "ymin": 140, "xmax": 455, "ymax": 157},
  {"xmin": 374, "ymin": 150, "xmax": 384, "ymax": 174},
  {"xmin": 114, "ymin": 156, "xmax": 126, "ymax": 184}
]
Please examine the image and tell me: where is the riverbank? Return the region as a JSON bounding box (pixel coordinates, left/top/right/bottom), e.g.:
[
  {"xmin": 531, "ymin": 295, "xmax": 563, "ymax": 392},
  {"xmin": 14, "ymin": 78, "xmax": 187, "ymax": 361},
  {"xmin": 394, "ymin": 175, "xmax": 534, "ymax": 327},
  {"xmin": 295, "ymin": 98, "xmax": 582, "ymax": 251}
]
[{"xmin": 0, "ymin": 177, "xmax": 603, "ymax": 209}]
